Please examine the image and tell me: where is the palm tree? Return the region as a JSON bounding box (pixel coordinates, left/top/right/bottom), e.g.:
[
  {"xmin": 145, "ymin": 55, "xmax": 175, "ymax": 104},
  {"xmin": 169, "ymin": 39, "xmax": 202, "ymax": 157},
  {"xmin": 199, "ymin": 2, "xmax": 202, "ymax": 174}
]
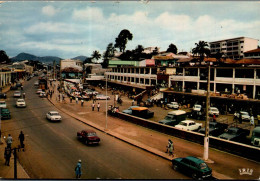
[
  {"xmin": 166, "ymin": 43, "xmax": 178, "ymax": 54},
  {"xmin": 115, "ymin": 29, "xmax": 133, "ymax": 52},
  {"xmin": 91, "ymin": 50, "xmax": 101, "ymax": 63},
  {"xmin": 192, "ymin": 41, "xmax": 210, "ymax": 64},
  {"xmin": 102, "ymin": 43, "xmax": 115, "ymax": 68}
]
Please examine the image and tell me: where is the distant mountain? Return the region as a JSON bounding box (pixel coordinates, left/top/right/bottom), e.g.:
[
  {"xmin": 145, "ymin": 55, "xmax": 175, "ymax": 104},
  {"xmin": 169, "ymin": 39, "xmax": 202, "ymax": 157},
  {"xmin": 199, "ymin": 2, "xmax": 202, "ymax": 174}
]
[
  {"xmin": 11, "ymin": 52, "xmax": 63, "ymax": 63},
  {"xmin": 71, "ymin": 56, "xmax": 88, "ymax": 61}
]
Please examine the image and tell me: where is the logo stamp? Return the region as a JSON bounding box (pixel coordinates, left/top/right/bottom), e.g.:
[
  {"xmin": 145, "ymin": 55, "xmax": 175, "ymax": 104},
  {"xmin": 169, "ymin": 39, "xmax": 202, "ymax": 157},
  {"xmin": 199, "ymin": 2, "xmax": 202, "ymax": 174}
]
[{"xmin": 239, "ymin": 168, "xmax": 253, "ymax": 175}]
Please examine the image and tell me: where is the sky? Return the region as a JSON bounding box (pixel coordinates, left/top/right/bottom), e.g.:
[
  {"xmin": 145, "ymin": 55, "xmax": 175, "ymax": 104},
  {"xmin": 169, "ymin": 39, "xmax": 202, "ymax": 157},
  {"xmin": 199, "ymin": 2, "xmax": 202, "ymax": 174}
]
[{"xmin": 0, "ymin": 1, "xmax": 259, "ymax": 59}]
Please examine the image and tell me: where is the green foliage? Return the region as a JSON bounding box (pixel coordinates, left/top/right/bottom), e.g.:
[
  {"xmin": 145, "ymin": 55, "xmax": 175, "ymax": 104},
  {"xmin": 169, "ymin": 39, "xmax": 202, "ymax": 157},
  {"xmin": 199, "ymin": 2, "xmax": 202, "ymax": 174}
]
[
  {"xmin": 166, "ymin": 44, "xmax": 178, "ymax": 54},
  {"xmin": 102, "ymin": 43, "xmax": 115, "ymax": 68},
  {"xmin": 192, "ymin": 41, "xmax": 210, "ymax": 63},
  {"xmin": 115, "ymin": 29, "xmax": 133, "ymax": 52},
  {"xmin": 0, "ymin": 50, "xmax": 11, "ymax": 64},
  {"xmin": 91, "ymin": 50, "xmax": 101, "ymax": 63}
]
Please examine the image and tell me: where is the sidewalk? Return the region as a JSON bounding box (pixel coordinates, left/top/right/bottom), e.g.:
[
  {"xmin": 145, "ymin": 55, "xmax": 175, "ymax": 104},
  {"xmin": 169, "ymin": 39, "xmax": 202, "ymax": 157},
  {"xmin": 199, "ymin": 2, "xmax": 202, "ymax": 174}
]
[
  {"xmin": 48, "ymin": 81, "xmax": 260, "ymax": 180},
  {"xmin": 0, "ymin": 84, "xmax": 30, "ymax": 179}
]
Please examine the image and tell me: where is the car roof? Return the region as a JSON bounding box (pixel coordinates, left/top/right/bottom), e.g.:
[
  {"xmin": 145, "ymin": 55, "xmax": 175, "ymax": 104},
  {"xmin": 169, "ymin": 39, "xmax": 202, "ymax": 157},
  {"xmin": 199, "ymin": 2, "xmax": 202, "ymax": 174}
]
[
  {"xmin": 49, "ymin": 111, "xmax": 59, "ymax": 114},
  {"xmin": 185, "ymin": 156, "xmax": 205, "ymax": 164},
  {"xmin": 180, "ymin": 120, "xmax": 194, "ymax": 123},
  {"xmin": 170, "ymin": 102, "xmax": 178, "ymax": 104},
  {"xmin": 210, "ymin": 107, "xmax": 218, "ymax": 109},
  {"xmin": 17, "ymin": 99, "xmax": 24, "ymax": 101},
  {"xmin": 168, "ymin": 110, "xmax": 186, "ymax": 115},
  {"xmin": 132, "ymin": 107, "xmax": 148, "ymax": 111}
]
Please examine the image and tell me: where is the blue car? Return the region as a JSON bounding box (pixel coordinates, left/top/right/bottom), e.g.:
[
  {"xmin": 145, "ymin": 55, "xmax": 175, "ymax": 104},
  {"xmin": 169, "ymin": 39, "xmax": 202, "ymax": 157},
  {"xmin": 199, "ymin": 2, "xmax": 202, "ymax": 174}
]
[{"xmin": 122, "ymin": 106, "xmax": 139, "ymax": 115}]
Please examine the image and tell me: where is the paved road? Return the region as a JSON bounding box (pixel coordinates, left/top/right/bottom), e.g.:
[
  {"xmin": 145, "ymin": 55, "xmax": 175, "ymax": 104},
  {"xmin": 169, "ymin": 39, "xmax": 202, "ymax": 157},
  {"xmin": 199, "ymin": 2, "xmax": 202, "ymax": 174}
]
[{"xmin": 1, "ymin": 77, "xmax": 189, "ymax": 179}]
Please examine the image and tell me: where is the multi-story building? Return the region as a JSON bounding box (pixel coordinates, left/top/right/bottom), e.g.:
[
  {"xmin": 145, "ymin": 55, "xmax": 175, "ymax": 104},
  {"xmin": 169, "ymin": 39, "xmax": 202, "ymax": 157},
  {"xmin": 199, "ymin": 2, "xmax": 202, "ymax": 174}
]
[
  {"xmin": 209, "ymin": 37, "xmax": 258, "ymax": 60},
  {"xmin": 244, "ymin": 48, "xmax": 260, "ymax": 59},
  {"xmin": 60, "ymin": 59, "xmax": 83, "ymax": 79}
]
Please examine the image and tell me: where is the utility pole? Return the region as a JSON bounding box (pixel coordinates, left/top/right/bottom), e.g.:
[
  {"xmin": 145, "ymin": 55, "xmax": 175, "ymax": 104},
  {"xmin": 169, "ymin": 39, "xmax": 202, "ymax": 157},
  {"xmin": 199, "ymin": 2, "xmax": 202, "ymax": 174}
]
[
  {"xmin": 204, "ymin": 64, "xmax": 210, "ymax": 161},
  {"xmin": 105, "ymin": 74, "xmax": 108, "ymax": 129},
  {"xmin": 53, "ymin": 60, "xmax": 56, "ymax": 80},
  {"xmin": 14, "ymin": 148, "xmax": 17, "ymax": 179}
]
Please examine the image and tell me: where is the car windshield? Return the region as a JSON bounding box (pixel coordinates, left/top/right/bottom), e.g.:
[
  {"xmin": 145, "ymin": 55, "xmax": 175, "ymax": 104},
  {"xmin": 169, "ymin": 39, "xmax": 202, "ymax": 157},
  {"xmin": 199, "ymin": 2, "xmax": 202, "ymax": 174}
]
[
  {"xmin": 179, "ymin": 122, "xmax": 187, "ymax": 126},
  {"xmin": 195, "ymin": 105, "xmax": 201, "ymax": 108},
  {"xmin": 18, "ymin": 100, "xmax": 24, "ymax": 102},
  {"xmin": 227, "ymin": 129, "xmax": 237, "ymax": 134},
  {"xmin": 15, "ymin": 91, "xmax": 20, "ymax": 94},
  {"xmin": 211, "ymin": 108, "xmax": 218, "ymax": 111},
  {"xmin": 164, "ymin": 115, "xmax": 173, "ymax": 120},
  {"xmin": 209, "ymin": 123, "xmax": 216, "ymax": 128},
  {"xmin": 51, "ymin": 113, "xmax": 60, "ymax": 116},
  {"xmin": 88, "ymin": 132, "xmax": 96, "ymax": 136},
  {"xmin": 199, "ymin": 162, "xmax": 208, "ymax": 170},
  {"xmin": 241, "ymin": 112, "xmax": 249, "ymax": 116}
]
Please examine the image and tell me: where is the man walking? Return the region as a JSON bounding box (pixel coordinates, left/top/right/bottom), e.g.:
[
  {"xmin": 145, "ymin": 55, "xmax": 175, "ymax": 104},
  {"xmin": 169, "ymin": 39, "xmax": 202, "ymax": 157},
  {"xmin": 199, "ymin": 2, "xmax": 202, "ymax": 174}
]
[
  {"xmin": 18, "ymin": 131, "xmax": 25, "ymax": 151},
  {"xmin": 6, "ymin": 134, "xmax": 13, "ymax": 148},
  {"xmin": 165, "ymin": 139, "xmax": 173, "ymax": 153},
  {"xmin": 97, "ymin": 103, "xmax": 100, "ymax": 112},
  {"xmin": 92, "ymin": 103, "xmax": 95, "ymax": 111},
  {"xmin": 75, "ymin": 160, "xmax": 82, "ymax": 179},
  {"xmin": 4, "ymin": 146, "xmax": 12, "ymax": 166},
  {"xmin": 81, "ymin": 99, "xmax": 84, "ymax": 107}
]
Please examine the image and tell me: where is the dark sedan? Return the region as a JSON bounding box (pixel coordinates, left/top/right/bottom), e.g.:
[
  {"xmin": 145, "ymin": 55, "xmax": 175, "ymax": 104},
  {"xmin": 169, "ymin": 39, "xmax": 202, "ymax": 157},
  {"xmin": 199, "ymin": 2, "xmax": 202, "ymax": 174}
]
[
  {"xmin": 172, "ymin": 156, "xmax": 212, "ymax": 180},
  {"xmin": 218, "ymin": 127, "xmax": 248, "ymax": 142},
  {"xmin": 198, "ymin": 122, "xmax": 227, "ymax": 137},
  {"xmin": 0, "ymin": 93, "xmax": 7, "ymax": 99}
]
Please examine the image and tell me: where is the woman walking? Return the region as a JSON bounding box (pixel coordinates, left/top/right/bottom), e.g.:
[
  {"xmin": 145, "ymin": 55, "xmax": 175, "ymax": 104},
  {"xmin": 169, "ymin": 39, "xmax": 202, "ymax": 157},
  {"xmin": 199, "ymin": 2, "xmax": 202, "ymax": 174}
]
[{"xmin": 75, "ymin": 160, "xmax": 82, "ymax": 179}]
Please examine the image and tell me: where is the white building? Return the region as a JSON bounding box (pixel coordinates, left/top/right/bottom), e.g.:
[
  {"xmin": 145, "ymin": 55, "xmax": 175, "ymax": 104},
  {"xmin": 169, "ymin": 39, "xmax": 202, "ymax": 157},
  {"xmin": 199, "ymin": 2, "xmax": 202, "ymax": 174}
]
[
  {"xmin": 209, "ymin": 37, "xmax": 259, "ymax": 60},
  {"xmin": 60, "ymin": 59, "xmax": 83, "ymax": 72}
]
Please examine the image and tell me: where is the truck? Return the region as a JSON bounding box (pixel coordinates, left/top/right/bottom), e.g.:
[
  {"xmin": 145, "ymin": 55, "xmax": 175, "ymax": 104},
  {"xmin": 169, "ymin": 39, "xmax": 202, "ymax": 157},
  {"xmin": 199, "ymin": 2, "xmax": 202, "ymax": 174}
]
[
  {"xmin": 159, "ymin": 110, "xmax": 186, "ymax": 126},
  {"xmin": 131, "ymin": 107, "xmax": 154, "ymax": 119}
]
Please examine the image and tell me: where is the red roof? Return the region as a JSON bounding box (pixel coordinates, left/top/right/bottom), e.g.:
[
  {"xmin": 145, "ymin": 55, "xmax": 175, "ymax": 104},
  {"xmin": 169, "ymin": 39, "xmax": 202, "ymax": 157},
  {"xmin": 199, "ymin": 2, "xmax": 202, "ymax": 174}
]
[
  {"xmin": 244, "ymin": 48, "xmax": 260, "ymax": 54},
  {"xmin": 235, "ymin": 59, "xmax": 260, "ymax": 64}
]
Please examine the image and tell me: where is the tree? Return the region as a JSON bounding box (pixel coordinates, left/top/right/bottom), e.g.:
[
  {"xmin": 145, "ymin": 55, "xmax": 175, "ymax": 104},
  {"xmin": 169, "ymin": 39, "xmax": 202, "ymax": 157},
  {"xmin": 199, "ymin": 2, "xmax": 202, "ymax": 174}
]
[
  {"xmin": 91, "ymin": 50, "xmax": 101, "ymax": 63},
  {"xmin": 166, "ymin": 44, "xmax": 178, "ymax": 54},
  {"xmin": 192, "ymin": 41, "xmax": 210, "ymax": 64},
  {"xmin": 0, "ymin": 50, "xmax": 11, "ymax": 64},
  {"xmin": 102, "ymin": 43, "xmax": 115, "ymax": 68},
  {"xmin": 214, "ymin": 51, "xmax": 223, "ymax": 63},
  {"xmin": 83, "ymin": 57, "xmax": 92, "ymax": 64},
  {"xmin": 151, "ymin": 47, "xmax": 159, "ymax": 55},
  {"xmin": 115, "ymin": 29, "xmax": 133, "ymax": 52},
  {"xmin": 133, "ymin": 45, "xmax": 144, "ymax": 60}
]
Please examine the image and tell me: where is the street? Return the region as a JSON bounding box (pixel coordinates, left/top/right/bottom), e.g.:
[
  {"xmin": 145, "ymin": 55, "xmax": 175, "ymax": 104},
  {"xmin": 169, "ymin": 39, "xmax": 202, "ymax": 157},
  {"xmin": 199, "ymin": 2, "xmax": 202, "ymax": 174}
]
[{"xmin": 1, "ymin": 77, "xmax": 188, "ymax": 179}]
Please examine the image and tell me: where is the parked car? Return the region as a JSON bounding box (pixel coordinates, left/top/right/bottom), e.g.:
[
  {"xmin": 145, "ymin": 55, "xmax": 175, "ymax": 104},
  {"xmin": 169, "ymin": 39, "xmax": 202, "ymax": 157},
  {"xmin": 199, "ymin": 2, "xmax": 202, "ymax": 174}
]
[
  {"xmin": 198, "ymin": 122, "xmax": 227, "ymax": 137},
  {"xmin": 77, "ymin": 129, "xmax": 100, "ymax": 145},
  {"xmin": 132, "ymin": 107, "xmax": 154, "ymax": 119},
  {"xmin": 251, "ymin": 126, "xmax": 260, "ymax": 147},
  {"xmin": 13, "ymin": 91, "xmax": 21, "ymax": 98},
  {"xmin": 36, "ymin": 89, "xmax": 42, "ymax": 94},
  {"xmin": 175, "ymin": 120, "xmax": 202, "ymax": 131},
  {"xmin": 46, "ymin": 111, "xmax": 62, "ymax": 122},
  {"xmin": 167, "ymin": 102, "xmax": 179, "ymax": 109},
  {"xmin": 16, "ymin": 99, "xmax": 26, "ymax": 108},
  {"xmin": 1, "ymin": 108, "xmax": 11, "ymax": 119},
  {"xmin": 95, "ymin": 94, "xmax": 110, "ymax": 100},
  {"xmin": 16, "ymin": 82, "xmax": 22, "ymax": 87},
  {"xmin": 0, "ymin": 101, "xmax": 7, "ymax": 108},
  {"xmin": 193, "ymin": 104, "xmax": 202, "ymax": 112},
  {"xmin": 0, "ymin": 93, "xmax": 7, "ymax": 99},
  {"xmin": 39, "ymin": 91, "xmax": 47, "ymax": 98},
  {"xmin": 159, "ymin": 110, "xmax": 186, "ymax": 126},
  {"xmin": 10, "ymin": 85, "xmax": 18, "ymax": 90},
  {"xmin": 209, "ymin": 107, "xmax": 219, "ymax": 117},
  {"xmin": 172, "ymin": 156, "xmax": 212, "ymax": 180},
  {"xmin": 234, "ymin": 111, "xmax": 250, "ymax": 121},
  {"xmin": 122, "ymin": 106, "xmax": 139, "ymax": 114},
  {"xmin": 84, "ymin": 89, "xmax": 98, "ymax": 95},
  {"xmin": 218, "ymin": 127, "xmax": 248, "ymax": 142}
]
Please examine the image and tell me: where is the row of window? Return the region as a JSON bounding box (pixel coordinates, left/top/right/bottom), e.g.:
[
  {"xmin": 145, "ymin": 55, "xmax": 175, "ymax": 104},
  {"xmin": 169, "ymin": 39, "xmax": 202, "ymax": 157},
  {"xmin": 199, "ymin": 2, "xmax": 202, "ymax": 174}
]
[
  {"xmin": 112, "ymin": 68, "xmax": 157, "ymax": 74},
  {"xmin": 108, "ymin": 75, "xmax": 156, "ymax": 85}
]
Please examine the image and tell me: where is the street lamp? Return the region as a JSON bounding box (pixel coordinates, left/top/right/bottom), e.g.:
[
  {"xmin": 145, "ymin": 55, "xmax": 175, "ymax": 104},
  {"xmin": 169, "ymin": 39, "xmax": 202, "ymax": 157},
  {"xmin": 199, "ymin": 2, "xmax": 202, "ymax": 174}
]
[{"xmin": 203, "ymin": 64, "xmax": 210, "ymax": 161}]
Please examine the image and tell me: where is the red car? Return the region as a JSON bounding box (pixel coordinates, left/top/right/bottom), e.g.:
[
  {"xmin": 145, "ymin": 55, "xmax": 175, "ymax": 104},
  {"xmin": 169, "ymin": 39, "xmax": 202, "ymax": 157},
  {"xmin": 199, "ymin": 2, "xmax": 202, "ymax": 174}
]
[{"xmin": 77, "ymin": 129, "xmax": 100, "ymax": 145}]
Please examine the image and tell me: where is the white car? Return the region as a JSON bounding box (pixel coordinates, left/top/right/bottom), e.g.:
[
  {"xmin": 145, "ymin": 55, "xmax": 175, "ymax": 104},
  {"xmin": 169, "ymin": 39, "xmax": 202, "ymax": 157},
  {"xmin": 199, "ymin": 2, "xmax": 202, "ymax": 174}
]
[
  {"xmin": 193, "ymin": 104, "xmax": 202, "ymax": 112},
  {"xmin": 40, "ymin": 91, "xmax": 47, "ymax": 98},
  {"xmin": 167, "ymin": 102, "xmax": 179, "ymax": 109},
  {"xmin": 13, "ymin": 91, "xmax": 21, "ymax": 98},
  {"xmin": 0, "ymin": 101, "xmax": 7, "ymax": 108},
  {"xmin": 36, "ymin": 89, "xmax": 42, "ymax": 94},
  {"xmin": 175, "ymin": 120, "xmax": 202, "ymax": 131},
  {"xmin": 46, "ymin": 111, "xmax": 62, "ymax": 122},
  {"xmin": 96, "ymin": 94, "xmax": 110, "ymax": 100},
  {"xmin": 16, "ymin": 99, "xmax": 26, "ymax": 108},
  {"xmin": 209, "ymin": 107, "xmax": 219, "ymax": 116},
  {"xmin": 234, "ymin": 111, "xmax": 250, "ymax": 121}
]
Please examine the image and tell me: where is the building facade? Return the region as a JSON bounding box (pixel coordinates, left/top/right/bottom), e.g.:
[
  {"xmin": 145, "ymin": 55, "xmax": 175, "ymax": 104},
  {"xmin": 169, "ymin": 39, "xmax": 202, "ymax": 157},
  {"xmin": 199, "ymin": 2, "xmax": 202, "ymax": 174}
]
[{"xmin": 209, "ymin": 37, "xmax": 258, "ymax": 60}]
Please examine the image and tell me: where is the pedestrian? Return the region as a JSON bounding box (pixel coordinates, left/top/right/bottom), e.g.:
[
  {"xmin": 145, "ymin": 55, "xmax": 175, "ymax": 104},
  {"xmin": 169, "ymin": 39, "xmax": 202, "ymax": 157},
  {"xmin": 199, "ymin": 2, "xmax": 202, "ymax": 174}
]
[
  {"xmin": 97, "ymin": 103, "xmax": 100, "ymax": 112},
  {"xmin": 23, "ymin": 92, "xmax": 26, "ymax": 99},
  {"xmin": 75, "ymin": 160, "xmax": 82, "ymax": 179},
  {"xmin": 92, "ymin": 103, "xmax": 95, "ymax": 111},
  {"xmin": 4, "ymin": 147, "xmax": 12, "ymax": 166},
  {"xmin": 213, "ymin": 114, "xmax": 216, "ymax": 122},
  {"xmin": 70, "ymin": 96, "xmax": 73, "ymax": 103},
  {"xmin": 165, "ymin": 139, "xmax": 173, "ymax": 153},
  {"xmin": 239, "ymin": 113, "xmax": 242, "ymax": 124},
  {"xmin": 169, "ymin": 142, "xmax": 174, "ymax": 157},
  {"xmin": 18, "ymin": 131, "xmax": 25, "ymax": 151},
  {"xmin": 21, "ymin": 85, "xmax": 23, "ymax": 90},
  {"xmin": 6, "ymin": 134, "xmax": 13, "ymax": 148},
  {"xmin": 81, "ymin": 99, "xmax": 84, "ymax": 107},
  {"xmin": 250, "ymin": 115, "xmax": 255, "ymax": 126},
  {"xmin": 76, "ymin": 97, "xmax": 78, "ymax": 104},
  {"xmin": 132, "ymin": 100, "xmax": 135, "ymax": 106}
]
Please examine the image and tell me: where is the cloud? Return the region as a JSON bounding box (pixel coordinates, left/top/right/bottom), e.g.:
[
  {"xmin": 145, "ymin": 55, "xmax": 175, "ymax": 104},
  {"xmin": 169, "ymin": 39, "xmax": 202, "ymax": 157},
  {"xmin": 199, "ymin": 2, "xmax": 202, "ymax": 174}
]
[
  {"xmin": 72, "ymin": 7, "xmax": 104, "ymax": 22},
  {"xmin": 42, "ymin": 5, "xmax": 59, "ymax": 17},
  {"xmin": 25, "ymin": 22, "xmax": 77, "ymax": 34}
]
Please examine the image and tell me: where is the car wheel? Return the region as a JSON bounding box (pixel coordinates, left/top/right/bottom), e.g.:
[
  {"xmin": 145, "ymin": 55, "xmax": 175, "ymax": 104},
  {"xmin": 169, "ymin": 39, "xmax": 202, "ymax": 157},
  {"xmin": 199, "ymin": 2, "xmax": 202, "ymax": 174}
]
[
  {"xmin": 192, "ymin": 173, "xmax": 197, "ymax": 179},
  {"xmin": 172, "ymin": 164, "xmax": 178, "ymax": 171}
]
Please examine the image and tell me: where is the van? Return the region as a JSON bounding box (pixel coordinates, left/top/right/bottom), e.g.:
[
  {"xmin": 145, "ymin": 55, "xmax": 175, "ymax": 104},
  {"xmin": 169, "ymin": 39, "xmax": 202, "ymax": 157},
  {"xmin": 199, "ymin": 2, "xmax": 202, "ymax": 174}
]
[
  {"xmin": 159, "ymin": 110, "xmax": 187, "ymax": 126},
  {"xmin": 251, "ymin": 126, "xmax": 260, "ymax": 147}
]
